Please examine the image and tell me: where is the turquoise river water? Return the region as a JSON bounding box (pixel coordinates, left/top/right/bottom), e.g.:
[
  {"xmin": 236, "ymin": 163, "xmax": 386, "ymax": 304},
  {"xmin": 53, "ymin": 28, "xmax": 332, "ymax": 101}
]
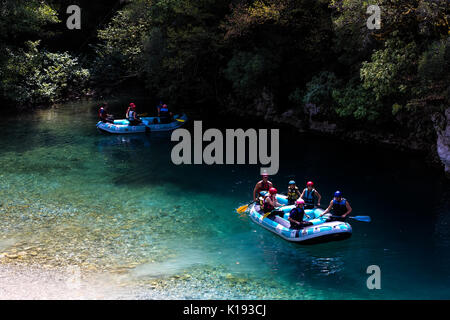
[{"xmin": 0, "ymin": 101, "xmax": 449, "ymax": 299}]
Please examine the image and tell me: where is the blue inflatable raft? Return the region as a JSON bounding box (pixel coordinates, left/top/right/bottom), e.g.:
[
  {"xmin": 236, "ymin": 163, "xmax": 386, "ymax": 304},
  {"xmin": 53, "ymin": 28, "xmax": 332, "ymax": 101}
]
[
  {"xmin": 96, "ymin": 113, "xmax": 187, "ymax": 134},
  {"xmin": 249, "ymin": 194, "xmax": 352, "ymax": 244}
]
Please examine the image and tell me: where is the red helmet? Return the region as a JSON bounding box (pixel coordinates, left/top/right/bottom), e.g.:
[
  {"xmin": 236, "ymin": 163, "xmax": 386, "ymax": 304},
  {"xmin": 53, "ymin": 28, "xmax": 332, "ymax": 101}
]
[
  {"xmin": 129, "ymin": 103, "xmax": 136, "ymax": 108},
  {"xmin": 269, "ymin": 187, "xmax": 277, "ymax": 195},
  {"xmin": 296, "ymin": 199, "xmax": 305, "ymax": 206},
  {"xmin": 307, "ymin": 181, "xmax": 314, "ymax": 187}
]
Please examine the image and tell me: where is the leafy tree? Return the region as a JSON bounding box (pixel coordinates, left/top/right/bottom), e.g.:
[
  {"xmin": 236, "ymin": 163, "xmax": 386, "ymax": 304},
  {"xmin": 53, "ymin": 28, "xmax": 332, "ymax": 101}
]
[
  {"xmin": 1, "ymin": 41, "xmax": 90, "ymax": 107},
  {"xmin": 332, "ymin": 81, "xmax": 382, "ymax": 121},
  {"xmin": 302, "ymin": 71, "xmax": 339, "ymax": 108},
  {"xmin": 360, "ymin": 37, "xmax": 419, "ymax": 102}
]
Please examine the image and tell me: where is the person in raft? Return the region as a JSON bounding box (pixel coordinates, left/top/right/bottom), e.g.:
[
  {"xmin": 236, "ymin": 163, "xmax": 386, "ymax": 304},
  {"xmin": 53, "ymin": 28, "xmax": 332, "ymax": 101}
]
[
  {"xmin": 98, "ymin": 103, "xmax": 114, "ymax": 123},
  {"xmin": 253, "ymin": 173, "xmax": 274, "ymax": 201},
  {"xmin": 300, "ymin": 181, "xmax": 322, "ymax": 209},
  {"xmin": 262, "ymin": 187, "xmax": 283, "ymax": 217},
  {"xmin": 320, "ymin": 191, "xmax": 352, "ymax": 221},
  {"xmin": 286, "ymin": 180, "xmax": 301, "ymax": 205},
  {"xmin": 158, "ymin": 103, "xmax": 173, "ymax": 124},
  {"xmin": 126, "ymin": 103, "xmax": 142, "ymax": 126},
  {"xmin": 288, "ymin": 199, "xmax": 313, "ymax": 229}
]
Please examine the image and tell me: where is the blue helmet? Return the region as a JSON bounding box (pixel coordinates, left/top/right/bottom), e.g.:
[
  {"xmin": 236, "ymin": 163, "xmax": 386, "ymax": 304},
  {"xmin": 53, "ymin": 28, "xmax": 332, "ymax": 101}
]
[
  {"xmin": 289, "ymin": 180, "xmax": 296, "ymax": 185},
  {"xmin": 334, "ymin": 191, "xmax": 342, "ymax": 198}
]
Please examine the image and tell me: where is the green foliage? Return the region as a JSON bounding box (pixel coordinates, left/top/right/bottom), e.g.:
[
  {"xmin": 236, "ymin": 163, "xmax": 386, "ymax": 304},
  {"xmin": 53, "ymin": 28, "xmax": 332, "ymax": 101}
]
[
  {"xmin": 1, "ymin": 41, "xmax": 90, "ymax": 106},
  {"xmin": 418, "ymin": 38, "xmax": 450, "ymax": 83},
  {"xmin": 360, "ymin": 38, "xmax": 419, "ymax": 101},
  {"xmin": 1, "ymin": 0, "xmax": 447, "ymax": 133},
  {"xmin": 0, "ymin": 0, "xmax": 59, "ymax": 43},
  {"xmin": 392, "ymin": 103, "xmax": 402, "ymax": 116},
  {"xmin": 302, "ymin": 71, "xmax": 339, "ymax": 107},
  {"xmin": 332, "ymin": 82, "xmax": 382, "ymax": 121},
  {"xmin": 92, "ymin": 0, "xmax": 229, "ymax": 105},
  {"xmin": 224, "ymin": 50, "xmax": 278, "ymax": 97},
  {"xmin": 329, "ymin": 0, "xmax": 381, "ymax": 66},
  {"xmin": 412, "ymin": 37, "xmax": 450, "ymax": 109},
  {"xmin": 96, "ymin": 0, "xmax": 152, "ymax": 70}
]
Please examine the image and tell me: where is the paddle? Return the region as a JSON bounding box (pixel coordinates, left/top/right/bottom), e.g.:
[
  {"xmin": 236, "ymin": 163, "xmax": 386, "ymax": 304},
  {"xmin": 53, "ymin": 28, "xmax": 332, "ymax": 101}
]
[
  {"xmin": 176, "ymin": 118, "xmax": 185, "ymax": 122},
  {"xmin": 261, "ymin": 207, "xmax": 284, "ymax": 220},
  {"xmin": 261, "ymin": 211, "xmax": 272, "ymax": 220},
  {"xmin": 236, "ymin": 201, "xmax": 255, "ymax": 214},
  {"xmin": 347, "ymin": 216, "xmax": 371, "ymax": 222},
  {"xmin": 328, "ymin": 215, "xmax": 372, "ymax": 222},
  {"xmin": 314, "ymin": 205, "xmax": 371, "ymax": 223}
]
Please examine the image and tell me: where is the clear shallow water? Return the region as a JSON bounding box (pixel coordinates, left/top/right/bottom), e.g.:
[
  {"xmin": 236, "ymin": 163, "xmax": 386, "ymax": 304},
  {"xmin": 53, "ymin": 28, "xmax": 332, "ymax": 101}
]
[{"xmin": 0, "ymin": 101, "xmax": 449, "ymax": 299}]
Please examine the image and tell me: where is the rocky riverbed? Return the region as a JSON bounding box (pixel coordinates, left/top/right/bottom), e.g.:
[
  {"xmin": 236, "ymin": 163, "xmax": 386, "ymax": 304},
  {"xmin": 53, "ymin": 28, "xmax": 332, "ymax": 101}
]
[{"xmin": 0, "ymin": 260, "xmax": 324, "ymax": 300}]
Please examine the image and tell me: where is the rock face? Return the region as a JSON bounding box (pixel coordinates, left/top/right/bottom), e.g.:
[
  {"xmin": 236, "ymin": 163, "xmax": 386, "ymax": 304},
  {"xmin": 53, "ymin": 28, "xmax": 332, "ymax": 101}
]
[{"xmin": 435, "ymin": 108, "xmax": 450, "ymax": 177}]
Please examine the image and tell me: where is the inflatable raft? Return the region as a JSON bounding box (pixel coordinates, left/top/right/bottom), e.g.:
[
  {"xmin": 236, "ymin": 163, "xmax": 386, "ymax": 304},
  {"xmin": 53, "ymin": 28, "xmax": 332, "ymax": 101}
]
[
  {"xmin": 249, "ymin": 193, "xmax": 352, "ymax": 244},
  {"xmin": 96, "ymin": 113, "xmax": 187, "ymax": 134}
]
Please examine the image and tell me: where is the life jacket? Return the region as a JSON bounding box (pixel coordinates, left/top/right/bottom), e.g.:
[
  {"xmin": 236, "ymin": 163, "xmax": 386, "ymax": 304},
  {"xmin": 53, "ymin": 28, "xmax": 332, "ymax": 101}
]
[
  {"xmin": 290, "ymin": 207, "xmax": 305, "ymax": 222},
  {"xmin": 303, "ymin": 188, "xmax": 316, "ymax": 205},
  {"xmin": 98, "ymin": 107, "xmax": 106, "ymax": 119},
  {"xmin": 332, "ymin": 198, "xmax": 347, "ymax": 216},
  {"xmin": 127, "ymin": 109, "xmax": 136, "ymax": 121},
  {"xmin": 287, "ymin": 186, "xmax": 300, "ymax": 201},
  {"xmin": 260, "ymin": 180, "xmax": 270, "ymax": 192},
  {"xmin": 160, "ymin": 106, "xmax": 169, "ymax": 117},
  {"xmin": 263, "ymin": 195, "xmax": 275, "ymax": 213}
]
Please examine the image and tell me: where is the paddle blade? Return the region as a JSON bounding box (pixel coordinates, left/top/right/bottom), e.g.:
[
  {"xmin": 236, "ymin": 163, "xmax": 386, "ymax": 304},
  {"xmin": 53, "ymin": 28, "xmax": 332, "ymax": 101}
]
[
  {"xmin": 262, "ymin": 212, "xmax": 271, "ymax": 220},
  {"xmin": 350, "ymin": 216, "xmax": 371, "ymax": 222},
  {"xmin": 176, "ymin": 118, "xmax": 185, "ymax": 122},
  {"xmin": 236, "ymin": 204, "xmax": 249, "ymax": 214}
]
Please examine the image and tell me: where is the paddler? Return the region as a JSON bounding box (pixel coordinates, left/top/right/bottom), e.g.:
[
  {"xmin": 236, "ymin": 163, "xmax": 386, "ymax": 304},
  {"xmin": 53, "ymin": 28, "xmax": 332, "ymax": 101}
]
[
  {"xmin": 126, "ymin": 102, "xmax": 142, "ymax": 126},
  {"xmin": 300, "ymin": 181, "xmax": 322, "ymax": 209},
  {"xmin": 262, "ymin": 187, "xmax": 283, "ymax": 217},
  {"xmin": 98, "ymin": 102, "xmax": 113, "ymax": 123},
  {"xmin": 253, "ymin": 173, "xmax": 274, "ymax": 201},
  {"xmin": 288, "ymin": 199, "xmax": 313, "ymax": 229},
  {"xmin": 158, "ymin": 103, "xmax": 172, "ymax": 124},
  {"xmin": 320, "ymin": 191, "xmax": 352, "ymax": 221},
  {"xmin": 286, "ymin": 180, "xmax": 301, "ymax": 205}
]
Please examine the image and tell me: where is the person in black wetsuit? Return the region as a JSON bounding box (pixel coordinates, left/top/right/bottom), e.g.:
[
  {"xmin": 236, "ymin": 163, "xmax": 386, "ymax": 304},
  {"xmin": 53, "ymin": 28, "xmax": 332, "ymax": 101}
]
[
  {"xmin": 320, "ymin": 191, "xmax": 352, "ymax": 221},
  {"xmin": 288, "ymin": 199, "xmax": 313, "ymax": 229}
]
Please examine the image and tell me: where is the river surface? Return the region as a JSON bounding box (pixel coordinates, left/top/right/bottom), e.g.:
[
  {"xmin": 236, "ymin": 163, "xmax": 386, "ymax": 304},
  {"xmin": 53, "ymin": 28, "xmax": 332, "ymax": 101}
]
[{"xmin": 0, "ymin": 100, "xmax": 449, "ymax": 299}]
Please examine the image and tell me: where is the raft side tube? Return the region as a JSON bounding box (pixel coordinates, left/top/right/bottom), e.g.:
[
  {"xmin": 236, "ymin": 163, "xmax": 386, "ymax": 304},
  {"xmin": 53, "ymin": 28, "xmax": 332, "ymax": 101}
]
[
  {"xmin": 249, "ymin": 204, "xmax": 352, "ymax": 244},
  {"xmin": 96, "ymin": 113, "xmax": 188, "ymax": 134}
]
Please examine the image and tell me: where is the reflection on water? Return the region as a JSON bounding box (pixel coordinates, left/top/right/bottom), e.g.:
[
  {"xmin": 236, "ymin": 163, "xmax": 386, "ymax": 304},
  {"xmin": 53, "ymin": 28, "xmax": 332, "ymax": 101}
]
[{"xmin": 0, "ymin": 101, "xmax": 449, "ymax": 299}]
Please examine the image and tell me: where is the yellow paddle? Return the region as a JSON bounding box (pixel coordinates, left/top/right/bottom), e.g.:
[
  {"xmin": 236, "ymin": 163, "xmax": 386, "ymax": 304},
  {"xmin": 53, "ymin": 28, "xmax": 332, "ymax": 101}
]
[
  {"xmin": 261, "ymin": 211, "xmax": 272, "ymax": 220},
  {"xmin": 236, "ymin": 201, "xmax": 254, "ymax": 214},
  {"xmin": 262, "ymin": 207, "xmax": 284, "ymax": 220},
  {"xmin": 176, "ymin": 118, "xmax": 185, "ymax": 122}
]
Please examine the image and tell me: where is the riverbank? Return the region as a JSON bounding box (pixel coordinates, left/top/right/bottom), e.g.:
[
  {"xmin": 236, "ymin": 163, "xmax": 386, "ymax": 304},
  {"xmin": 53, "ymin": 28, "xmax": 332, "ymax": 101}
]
[{"xmin": 221, "ymin": 92, "xmax": 450, "ymax": 178}]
